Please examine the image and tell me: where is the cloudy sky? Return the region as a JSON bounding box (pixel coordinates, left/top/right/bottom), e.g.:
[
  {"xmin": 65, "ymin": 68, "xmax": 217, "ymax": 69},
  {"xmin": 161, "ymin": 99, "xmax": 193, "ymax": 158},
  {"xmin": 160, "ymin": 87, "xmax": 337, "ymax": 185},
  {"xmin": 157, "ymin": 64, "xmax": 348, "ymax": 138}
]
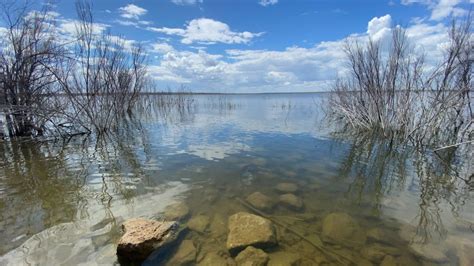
[{"xmin": 26, "ymin": 0, "xmax": 474, "ymax": 92}]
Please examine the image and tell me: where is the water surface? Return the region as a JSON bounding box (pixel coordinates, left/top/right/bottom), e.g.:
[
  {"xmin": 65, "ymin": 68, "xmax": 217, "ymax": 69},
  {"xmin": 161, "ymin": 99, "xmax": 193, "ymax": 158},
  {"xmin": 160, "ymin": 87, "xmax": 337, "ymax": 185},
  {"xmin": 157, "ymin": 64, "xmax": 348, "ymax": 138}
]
[{"xmin": 0, "ymin": 94, "xmax": 472, "ymax": 265}]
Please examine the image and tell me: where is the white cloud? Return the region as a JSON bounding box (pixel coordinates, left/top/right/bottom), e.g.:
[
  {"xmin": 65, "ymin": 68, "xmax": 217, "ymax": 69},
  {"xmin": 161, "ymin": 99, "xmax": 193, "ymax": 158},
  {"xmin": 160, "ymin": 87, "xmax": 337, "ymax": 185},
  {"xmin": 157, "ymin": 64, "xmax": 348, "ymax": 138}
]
[
  {"xmin": 147, "ymin": 14, "xmax": 454, "ymax": 93},
  {"xmin": 119, "ymin": 4, "xmax": 147, "ymax": 20},
  {"xmin": 401, "ymin": 0, "xmax": 469, "ymax": 20},
  {"xmin": 171, "ymin": 0, "xmax": 203, "ymax": 5},
  {"xmin": 367, "ymin": 14, "xmax": 392, "ymax": 40},
  {"xmin": 151, "ymin": 42, "xmax": 175, "ymax": 54},
  {"xmin": 259, "ymin": 0, "xmax": 278, "ymax": 6},
  {"xmin": 148, "ymin": 18, "xmax": 262, "ymax": 44},
  {"xmin": 58, "ymin": 19, "xmax": 108, "ymax": 37}
]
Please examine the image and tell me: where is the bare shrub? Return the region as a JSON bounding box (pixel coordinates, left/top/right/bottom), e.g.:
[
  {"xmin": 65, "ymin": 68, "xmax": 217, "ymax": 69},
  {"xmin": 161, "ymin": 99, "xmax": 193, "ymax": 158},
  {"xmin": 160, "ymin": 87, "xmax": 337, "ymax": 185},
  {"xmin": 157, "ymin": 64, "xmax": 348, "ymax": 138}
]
[
  {"xmin": 0, "ymin": 1, "xmax": 64, "ymax": 136},
  {"xmin": 52, "ymin": 0, "xmax": 148, "ymax": 135},
  {"xmin": 329, "ymin": 15, "xmax": 473, "ymax": 149}
]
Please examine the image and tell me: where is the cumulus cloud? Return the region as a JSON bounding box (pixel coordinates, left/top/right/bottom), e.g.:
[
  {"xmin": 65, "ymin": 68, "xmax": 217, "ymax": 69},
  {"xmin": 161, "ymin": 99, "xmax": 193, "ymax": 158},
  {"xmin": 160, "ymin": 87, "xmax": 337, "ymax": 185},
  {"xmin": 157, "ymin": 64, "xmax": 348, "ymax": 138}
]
[
  {"xmin": 147, "ymin": 14, "xmax": 453, "ymax": 93},
  {"xmin": 259, "ymin": 0, "xmax": 278, "ymax": 6},
  {"xmin": 401, "ymin": 0, "xmax": 469, "ymax": 20},
  {"xmin": 119, "ymin": 4, "xmax": 147, "ymax": 19},
  {"xmin": 171, "ymin": 0, "xmax": 203, "ymax": 5},
  {"xmin": 147, "ymin": 18, "xmax": 263, "ymax": 44},
  {"xmin": 367, "ymin": 14, "xmax": 392, "ymax": 40}
]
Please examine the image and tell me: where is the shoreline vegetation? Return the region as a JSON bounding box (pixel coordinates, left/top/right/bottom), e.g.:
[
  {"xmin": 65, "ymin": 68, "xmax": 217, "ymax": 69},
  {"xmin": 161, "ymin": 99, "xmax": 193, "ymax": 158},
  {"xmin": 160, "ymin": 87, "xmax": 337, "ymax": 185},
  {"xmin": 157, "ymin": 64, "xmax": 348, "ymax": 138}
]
[
  {"xmin": 0, "ymin": 0, "xmax": 472, "ymax": 148},
  {"xmin": 328, "ymin": 15, "xmax": 473, "ymax": 150},
  {"xmin": 0, "ymin": 0, "xmax": 147, "ymax": 137}
]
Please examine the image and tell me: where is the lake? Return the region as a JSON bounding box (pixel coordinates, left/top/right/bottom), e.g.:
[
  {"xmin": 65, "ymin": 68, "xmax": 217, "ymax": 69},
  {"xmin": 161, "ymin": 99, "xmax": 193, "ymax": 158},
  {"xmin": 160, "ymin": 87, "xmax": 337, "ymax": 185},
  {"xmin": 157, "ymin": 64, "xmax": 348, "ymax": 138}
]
[{"xmin": 0, "ymin": 93, "xmax": 472, "ymax": 265}]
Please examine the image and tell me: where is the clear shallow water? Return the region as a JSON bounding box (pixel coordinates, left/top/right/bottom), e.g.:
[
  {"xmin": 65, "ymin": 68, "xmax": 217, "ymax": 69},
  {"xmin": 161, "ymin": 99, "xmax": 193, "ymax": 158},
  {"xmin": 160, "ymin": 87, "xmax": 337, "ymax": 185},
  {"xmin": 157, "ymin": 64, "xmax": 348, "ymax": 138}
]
[{"xmin": 0, "ymin": 94, "xmax": 472, "ymax": 265}]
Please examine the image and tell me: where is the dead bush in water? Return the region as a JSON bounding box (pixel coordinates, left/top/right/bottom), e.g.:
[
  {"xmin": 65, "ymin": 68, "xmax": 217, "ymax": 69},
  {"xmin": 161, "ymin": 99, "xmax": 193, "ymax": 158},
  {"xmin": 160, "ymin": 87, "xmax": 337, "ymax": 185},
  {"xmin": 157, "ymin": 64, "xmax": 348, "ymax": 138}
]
[
  {"xmin": 328, "ymin": 16, "xmax": 473, "ymax": 150},
  {"xmin": 0, "ymin": 1, "xmax": 64, "ymax": 136},
  {"xmin": 0, "ymin": 0, "xmax": 148, "ymax": 138},
  {"xmin": 52, "ymin": 0, "xmax": 147, "ymax": 135}
]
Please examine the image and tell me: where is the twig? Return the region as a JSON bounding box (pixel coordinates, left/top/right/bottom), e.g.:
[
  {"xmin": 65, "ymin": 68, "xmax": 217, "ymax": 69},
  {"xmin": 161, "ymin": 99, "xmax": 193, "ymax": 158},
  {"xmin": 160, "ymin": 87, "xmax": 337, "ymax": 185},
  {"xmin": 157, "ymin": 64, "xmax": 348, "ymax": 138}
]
[
  {"xmin": 236, "ymin": 197, "xmax": 354, "ymax": 265},
  {"xmin": 433, "ymin": 141, "xmax": 473, "ymax": 152}
]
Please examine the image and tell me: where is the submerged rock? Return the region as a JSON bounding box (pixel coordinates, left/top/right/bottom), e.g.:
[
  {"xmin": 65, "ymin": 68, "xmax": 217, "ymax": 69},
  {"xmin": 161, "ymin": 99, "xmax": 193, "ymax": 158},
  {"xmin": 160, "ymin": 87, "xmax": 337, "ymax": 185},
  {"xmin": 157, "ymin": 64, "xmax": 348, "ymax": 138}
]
[
  {"xmin": 380, "ymin": 254, "xmax": 419, "ymax": 266},
  {"xmin": 187, "ymin": 215, "xmax": 210, "ymax": 233},
  {"xmin": 117, "ymin": 218, "xmax": 178, "ymax": 262},
  {"xmin": 198, "ymin": 252, "xmax": 233, "ymax": 266},
  {"xmin": 366, "ymin": 228, "xmax": 398, "ymax": 245},
  {"xmin": 446, "ymin": 236, "xmax": 474, "ymax": 266},
  {"xmin": 235, "ymin": 246, "xmax": 269, "ymax": 266},
  {"xmin": 409, "ymin": 243, "xmax": 449, "ymax": 263},
  {"xmin": 246, "ymin": 192, "xmax": 275, "ymax": 211},
  {"xmin": 209, "ymin": 214, "xmax": 227, "ymax": 239},
  {"xmin": 279, "ymin": 193, "xmax": 303, "ymax": 210},
  {"xmin": 398, "ymin": 224, "xmax": 424, "ymax": 244},
  {"xmin": 226, "ymin": 212, "xmax": 277, "ymax": 254},
  {"xmin": 361, "ymin": 244, "xmax": 401, "ymax": 263},
  {"xmin": 321, "ymin": 212, "xmax": 366, "ymax": 246},
  {"xmin": 167, "ymin": 240, "xmax": 196, "ymax": 265},
  {"xmin": 268, "ymin": 251, "xmax": 301, "ymax": 266},
  {"xmin": 275, "ymin": 183, "xmax": 298, "ymax": 193},
  {"xmin": 164, "ymin": 202, "xmax": 190, "ymax": 221}
]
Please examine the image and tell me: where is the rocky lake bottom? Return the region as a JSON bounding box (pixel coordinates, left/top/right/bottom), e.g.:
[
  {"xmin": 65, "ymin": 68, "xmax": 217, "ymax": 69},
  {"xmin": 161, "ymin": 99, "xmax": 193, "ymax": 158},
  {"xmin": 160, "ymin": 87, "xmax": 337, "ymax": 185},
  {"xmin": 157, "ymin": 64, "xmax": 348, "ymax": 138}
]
[{"xmin": 0, "ymin": 94, "xmax": 472, "ymax": 265}]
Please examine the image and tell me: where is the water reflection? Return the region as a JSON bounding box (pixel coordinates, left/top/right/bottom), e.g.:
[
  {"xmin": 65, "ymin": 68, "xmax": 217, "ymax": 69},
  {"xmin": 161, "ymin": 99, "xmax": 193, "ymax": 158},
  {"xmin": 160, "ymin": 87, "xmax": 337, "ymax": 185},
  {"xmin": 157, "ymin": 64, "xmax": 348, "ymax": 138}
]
[{"xmin": 0, "ymin": 94, "xmax": 472, "ymax": 265}]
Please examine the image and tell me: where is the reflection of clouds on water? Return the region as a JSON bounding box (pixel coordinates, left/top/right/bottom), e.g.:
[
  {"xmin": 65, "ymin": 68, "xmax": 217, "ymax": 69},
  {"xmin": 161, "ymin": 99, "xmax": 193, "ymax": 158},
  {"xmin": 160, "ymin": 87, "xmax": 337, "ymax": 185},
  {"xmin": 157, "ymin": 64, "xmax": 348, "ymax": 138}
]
[
  {"xmin": 188, "ymin": 141, "xmax": 251, "ymax": 161},
  {"xmin": 146, "ymin": 94, "xmax": 329, "ymax": 161}
]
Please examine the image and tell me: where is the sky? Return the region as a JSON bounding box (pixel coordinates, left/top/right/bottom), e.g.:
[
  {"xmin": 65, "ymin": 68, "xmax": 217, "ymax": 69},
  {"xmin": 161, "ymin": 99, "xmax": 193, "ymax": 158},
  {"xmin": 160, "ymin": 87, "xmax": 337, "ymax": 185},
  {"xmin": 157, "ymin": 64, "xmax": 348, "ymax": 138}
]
[{"xmin": 12, "ymin": 0, "xmax": 474, "ymax": 92}]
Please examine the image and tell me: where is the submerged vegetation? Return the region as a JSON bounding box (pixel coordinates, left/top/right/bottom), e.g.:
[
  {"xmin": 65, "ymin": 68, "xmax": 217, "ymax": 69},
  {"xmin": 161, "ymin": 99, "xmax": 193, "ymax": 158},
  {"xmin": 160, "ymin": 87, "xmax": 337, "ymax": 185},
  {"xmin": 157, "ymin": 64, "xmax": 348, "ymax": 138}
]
[
  {"xmin": 0, "ymin": 0, "xmax": 148, "ymax": 138},
  {"xmin": 328, "ymin": 16, "xmax": 473, "ymax": 150}
]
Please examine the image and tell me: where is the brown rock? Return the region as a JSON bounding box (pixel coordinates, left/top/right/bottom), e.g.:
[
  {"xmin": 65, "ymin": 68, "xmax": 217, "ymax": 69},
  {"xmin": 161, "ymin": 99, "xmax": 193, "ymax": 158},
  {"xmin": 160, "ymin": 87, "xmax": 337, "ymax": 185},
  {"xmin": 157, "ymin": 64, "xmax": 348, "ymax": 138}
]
[
  {"xmin": 198, "ymin": 252, "xmax": 233, "ymax": 265},
  {"xmin": 235, "ymin": 246, "xmax": 269, "ymax": 266},
  {"xmin": 226, "ymin": 212, "xmax": 277, "ymax": 254},
  {"xmin": 361, "ymin": 244, "xmax": 401, "ymax": 263},
  {"xmin": 117, "ymin": 218, "xmax": 177, "ymax": 262},
  {"xmin": 321, "ymin": 212, "xmax": 366, "ymax": 246},
  {"xmin": 187, "ymin": 215, "xmax": 210, "ymax": 233},
  {"xmin": 279, "ymin": 194, "xmax": 303, "ymax": 210},
  {"xmin": 367, "ymin": 228, "xmax": 398, "ymax": 245},
  {"xmin": 164, "ymin": 202, "xmax": 190, "ymax": 221},
  {"xmin": 268, "ymin": 251, "xmax": 301, "ymax": 266},
  {"xmin": 381, "ymin": 255, "xmax": 397, "ymax": 266},
  {"xmin": 246, "ymin": 192, "xmax": 275, "ymax": 211},
  {"xmin": 275, "ymin": 183, "xmax": 298, "ymax": 193},
  {"xmin": 167, "ymin": 240, "xmax": 196, "ymax": 265}
]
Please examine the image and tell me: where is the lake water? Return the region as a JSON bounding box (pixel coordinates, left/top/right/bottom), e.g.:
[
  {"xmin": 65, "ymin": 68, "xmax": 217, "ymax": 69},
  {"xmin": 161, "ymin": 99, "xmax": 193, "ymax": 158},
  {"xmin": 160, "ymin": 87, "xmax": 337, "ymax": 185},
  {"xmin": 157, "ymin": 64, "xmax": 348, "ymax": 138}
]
[{"xmin": 0, "ymin": 94, "xmax": 472, "ymax": 265}]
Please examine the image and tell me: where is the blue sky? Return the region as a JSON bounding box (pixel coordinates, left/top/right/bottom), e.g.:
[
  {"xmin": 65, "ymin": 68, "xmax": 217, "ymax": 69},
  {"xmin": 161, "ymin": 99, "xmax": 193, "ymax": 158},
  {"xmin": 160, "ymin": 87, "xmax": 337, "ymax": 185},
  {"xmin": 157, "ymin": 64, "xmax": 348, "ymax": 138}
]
[{"xmin": 26, "ymin": 0, "xmax": 474, "ymax": 92}]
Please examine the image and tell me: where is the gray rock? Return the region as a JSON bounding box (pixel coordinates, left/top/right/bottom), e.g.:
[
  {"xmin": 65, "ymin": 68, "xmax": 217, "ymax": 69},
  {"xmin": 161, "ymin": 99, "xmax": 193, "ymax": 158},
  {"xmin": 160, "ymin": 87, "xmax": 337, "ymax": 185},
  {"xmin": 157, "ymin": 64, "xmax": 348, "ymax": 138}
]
[
  {"xmin": 167, "ymin": 240, "xmax": 196, "ymax": 265},
  {"xmin": 398, "ymin": 224, "xmax": 424, "ymax": 244},
  {"xmin": 246, "ymin": 192, "xmax": 275, "ymax": 211},
  {"xmin": 226, "ymin": 212, "xmax": 277, "ymax": 254},
  {"xmin": 275, "ymin": 183, "xmax": 298, "ymax": 193},
  {"xmin": 268, "ymin": 251, "xmax": 301, "ymax": 266},
  {"xmin": 235, "ymin": 246, "xmax": 269, "ymax": 266},
  {"xmin": 187, "ymin": 215, "xmax": 210, "ymax": 233},
  {"xmin": 409, "ymin": 243, "xmax": 448, "ymax": 263},
  {"xmin": 446, "ymin": 236, "xmax": 474, "ymax": 266},
  {"xmin": 321, "ymin": 212, "xmax": 366, "ymax": 246},
  {"xmin": 164, "ymin": 202, "xmax": 190, "ymax": 221},
  {"xmin": 117, "ymin": 218, "xmax": 178, "ymax": 262},
  {"xmin": 279, "ymin": 194, "xmax": 303, "ymax": 210}
]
